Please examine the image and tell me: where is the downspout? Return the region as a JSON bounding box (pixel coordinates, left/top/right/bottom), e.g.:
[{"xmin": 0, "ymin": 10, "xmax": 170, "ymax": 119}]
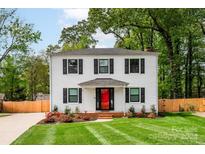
[
  {"xmin": 123, "ymin": 86, "xmax": 126, "ymax": 117},
  {"xmin": 49, "ymin": 54, "xmax": 52, "ymax": 112}
]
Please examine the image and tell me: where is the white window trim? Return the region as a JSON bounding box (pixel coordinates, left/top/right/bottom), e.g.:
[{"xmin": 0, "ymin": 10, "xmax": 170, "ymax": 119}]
[
  {"xmin": 68, "ymin": 59, "xmax": 79, "ymax": 74},
  {"xmin": 129, "ymin": 58, "xmax": 140, "ymax": 74},
  {"xmin": 98, "ymin": 59, "xmax": 110, "ymax": 74}
]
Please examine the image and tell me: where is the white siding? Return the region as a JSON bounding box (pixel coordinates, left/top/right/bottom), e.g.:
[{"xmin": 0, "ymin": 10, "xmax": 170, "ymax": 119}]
[{"xmin": 50, "ymin": 54, "xmax": 158, "ymax": 113}]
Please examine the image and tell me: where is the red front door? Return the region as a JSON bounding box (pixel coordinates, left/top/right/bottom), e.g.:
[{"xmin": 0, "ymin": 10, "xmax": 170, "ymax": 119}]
[{"xmin": 101, "ymin": 89, "xmax": 110, "ymax": 110}]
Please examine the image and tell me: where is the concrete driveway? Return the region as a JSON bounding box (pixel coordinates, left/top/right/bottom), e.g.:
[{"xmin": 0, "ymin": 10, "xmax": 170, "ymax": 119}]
[
  {"xmin": 193, "ymin": 112, "xmax": 205, "ymax": 118},
  {"xmin": 0, "ymin": 113, "xmax": 44, "ymax": 145}
]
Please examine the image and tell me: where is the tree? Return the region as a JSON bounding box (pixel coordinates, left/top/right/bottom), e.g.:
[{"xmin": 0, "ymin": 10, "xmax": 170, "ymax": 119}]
[
  {"xmin": 59, "ymin": 20, "xmax": 97, "ymax": 50},
  {"xmin": 88, "ymin": 8, "xmax": 205, "ymax": 98},
  {"xmin": 23, "ymin": 53, "xmax": 49, "ymax": 100},
  {"xmin": 0, "ymin": 9, "xmax": 41, "ymax": 63}
]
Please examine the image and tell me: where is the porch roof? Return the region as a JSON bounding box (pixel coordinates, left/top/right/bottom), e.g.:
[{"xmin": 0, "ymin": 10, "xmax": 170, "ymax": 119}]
[{"xmin": 78, "ymin": 78, "xmax": 129, "ymax": 87}]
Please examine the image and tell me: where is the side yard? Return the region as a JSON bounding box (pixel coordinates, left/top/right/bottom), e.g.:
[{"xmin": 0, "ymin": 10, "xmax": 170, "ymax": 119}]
[{"xmin": 12, "ymin": 113, "xmax": 205, "ymax": 145}]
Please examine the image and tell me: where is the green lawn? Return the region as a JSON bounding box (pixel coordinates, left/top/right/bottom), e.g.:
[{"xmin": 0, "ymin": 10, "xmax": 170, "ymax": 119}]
[{"xmin": 12, "ymin": 113, "xmax": 205, "ymax": 145}]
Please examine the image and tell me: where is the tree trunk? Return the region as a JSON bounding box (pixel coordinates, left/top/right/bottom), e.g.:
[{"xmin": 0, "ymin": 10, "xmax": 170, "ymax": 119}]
[
  {"xmin": 187, "ymin": 33, "xmax": 193, "ymax": 98},
  {"xmin": 185, "ymin": 55, "xmax": 188, "ymax": 98},
  {"xmin": 197, "ymin": 63, "xmax": 202, "ymax": 98}
]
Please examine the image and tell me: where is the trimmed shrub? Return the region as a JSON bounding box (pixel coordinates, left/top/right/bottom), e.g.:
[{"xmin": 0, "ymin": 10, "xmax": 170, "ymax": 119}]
[
  {"xmin": 150, "ymin": 104, "xmax": 156, "ymax": 114},
  {"xmin": 53, "ymin": 105, "xmax": 58, "ymax": 112},
  {"xmin": 128, "ymin": 106, "xmax": 136, "ymax": 117},
  {"xmin": 64, "ymin": 106, "xmax": 71, "ymax": 115},
  {"xmin": 75, "ymin": 107, "xmax": 80, "ymax": 113},
  {"xmin": 141, "ymin": 105, "xmax": 146, "ymax": 114}
]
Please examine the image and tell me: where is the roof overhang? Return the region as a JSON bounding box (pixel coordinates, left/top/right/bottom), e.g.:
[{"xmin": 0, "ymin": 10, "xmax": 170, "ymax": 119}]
[{"xmin": 78, "ymin": 78, "xmax": 129, "ymax": 88}]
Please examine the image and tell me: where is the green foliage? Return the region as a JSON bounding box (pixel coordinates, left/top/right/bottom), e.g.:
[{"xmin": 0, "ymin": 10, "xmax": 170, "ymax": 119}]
[
  {"xmin": 141, "ymin": 105, "xmax": 146, "ymax": 114},
  {"xmin": 53, "ymin": 105, "xmax": 58, "ymax": 112},
  {"xmin": 0, "ymin": 9, "xmax": 41, "ymax": 63},
  {"xmin": 64, "ymin": 106, "xmax": 71, "ymax": 115},
  {"xmin": 88, "ymin": 8, "xmax": 205, "ymax": 98},
  {"xmin": 59, "ymin": 20, "xmax": 97, "ymax": 50},
  {"xmin": 150, "ymin": 105, "xmax": 156, "ymax": 114},
  {"xmin": 75, "ymin": 107, "xmax": 80, "ymax": 113},
  {"xmin": 128, "ymin": 105, "xmax": 136, "ymax": 117}
]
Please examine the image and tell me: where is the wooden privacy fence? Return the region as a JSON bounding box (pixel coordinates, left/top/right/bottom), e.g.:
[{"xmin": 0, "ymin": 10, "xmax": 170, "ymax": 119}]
[
  {"xmin": 159, "ymin": 98, "xmax": 205, "ymax": 112},
  {"xmin": 3, "ymin": 100, "xmax": 50, "ymax": 113}
]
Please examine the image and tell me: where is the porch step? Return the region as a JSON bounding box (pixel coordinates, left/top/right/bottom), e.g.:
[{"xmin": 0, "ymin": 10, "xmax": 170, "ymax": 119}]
[{"xmin": 98, "ymin": 113, "xmax": 113, "ymax": 119}]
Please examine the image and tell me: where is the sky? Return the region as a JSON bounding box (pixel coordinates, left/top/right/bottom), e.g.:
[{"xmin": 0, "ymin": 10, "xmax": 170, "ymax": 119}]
[{"xmin": 17, "ymin": 9, "xmax": 116, "ymax": 52}]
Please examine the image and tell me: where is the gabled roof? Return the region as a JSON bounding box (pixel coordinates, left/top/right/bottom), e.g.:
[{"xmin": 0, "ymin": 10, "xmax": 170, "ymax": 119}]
[
  {"xmin": 78, "ymin": 78, "xmax": 129, "ymax": 87},
  {"xmin": 51, "ymin": 48, "xmax": 158, "ymax": 56}
]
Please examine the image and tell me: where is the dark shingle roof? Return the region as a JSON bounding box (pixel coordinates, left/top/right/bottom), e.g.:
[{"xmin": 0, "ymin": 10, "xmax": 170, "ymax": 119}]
[
  {"xmin": 78, "ymin": 78, "xmax": 129, "ymax": 87},
  {"xmin": 51, "ymin": 48, "xmax": 158, "ymax": 56}
]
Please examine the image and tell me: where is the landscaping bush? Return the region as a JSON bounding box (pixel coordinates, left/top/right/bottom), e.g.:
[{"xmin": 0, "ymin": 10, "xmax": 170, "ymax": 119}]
[
  {"xmin": 150, "ymin": 104, "xmax": 156, "ymax": 114},
  {"xmin": 188, "ymin": 104, "xmax": 196, "ymax": 112},
  {"xmin": 136, "ymin": 112, "xmax": 145, "ymax": 118},
  {"xmin": 44, "ymin": 117, "xmax": 55, "ymax": 123},
  {"xmin": 64, "ymin": 106, "xmax": 71, "ymax": 115},
  {"xmin": 141, "ymin": 105, "xmax": 146, "ymax": 114},
  {"xmin": 53, "ymin": 105, "xmax": 58, "ymax": 112},
  {"xmin": 147, "ymin": 113, "xmax": 156, "ymax": 119},
  {"xmin": 75, "ymin": 107, "xmax": 80, "ymax": 113},
  {"xmin": 83, "ymin": 116, "xmax": 90, "ymax": 121},
  {"xmin": 128, "ymin": 106, "xmax": 136, "ymax": 117},
  {"xmin": 60, "ymin": 115, "xmax": 73, "ymax": 123}
]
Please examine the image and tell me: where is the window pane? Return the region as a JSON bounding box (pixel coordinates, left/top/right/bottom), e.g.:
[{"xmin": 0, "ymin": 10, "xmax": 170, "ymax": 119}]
[
  {"xmin": 68, "ymin": 59, "xmax": 78, "ymax": 73},
  {"xmin": 99, "ymin": 59, "xmax": 108, "ymax": 66},
  {"xmin": 130, "ymin": 88, "xmax": 139, "ymax": 95},
  {"xmin": 99, "ymin": 66, "xmax": 108, "ymax": 73},
  {"xmin": 130, "ymin": 59, "xmax": 139, "ymax": 73},
  {"xmin": 69, "ymin": 88, "xmax": 78, "ymax": 95},
  {"xmin": 130, "ymin": 95, "xmax": 139, "ymax": 102},
  {"xmin": 69, "ymin": 95, "xmax": 78, "ymax": 102}
]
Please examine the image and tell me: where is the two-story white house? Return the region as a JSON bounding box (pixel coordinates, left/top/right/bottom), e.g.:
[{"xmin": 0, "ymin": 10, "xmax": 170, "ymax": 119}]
[{"xmin": 50, "ymin": 48, "xmax": 158, "ymax": 114}]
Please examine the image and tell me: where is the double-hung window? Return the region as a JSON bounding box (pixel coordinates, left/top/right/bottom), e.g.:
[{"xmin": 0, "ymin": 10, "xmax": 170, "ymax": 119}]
[
  {"xmin": 68, "ymin": 59, "xmax": 78, "ymax": 74},
  {"xmin": 99, "ymin": 59, "xmax": 109, "ymax": 73},
  {"xmin": 130, "ymin": 88, "xmax": 140, "ymax": 102},
  {"xmin": 68, "ymin": 88, "xmax": 78, "ymax": 102},
  {"xmin": 130, "ymin": 59, "xmax": 139, "ymax": 73}
]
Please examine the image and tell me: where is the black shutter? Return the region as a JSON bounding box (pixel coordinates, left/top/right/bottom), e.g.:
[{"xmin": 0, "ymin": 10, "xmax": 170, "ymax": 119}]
[
  {"xmin": 141, "ymin": 88, "xmax": 145, "ymax": 103},
  {"xmin": 109, "ymin": 88, "xmax": 114, "ymax": 110},
  {"xmin": 141, "ymin": 58, "xmax": 145, "ymax": 74},
  {"xmin": 63, "ymin": 59, "xmax": 67, "ymax": 74},
  {"xmin": 125, "ymin": 59, "xmax": 129, "ymax": 74},
  {"xmin": 125, "ymin": 88, "xmax": 129, "ymax": 103},
  {"xmin": 110, "ymin": 59, "xmax": 114, "ymax": 74},
  {"xmin": 79, "ymin": 59, "xmax": 83, "ymax": 74},
  {"xmin": 94, "ymin": 59, "xmax": 98, "ymax": 74},
  {"xmin": 96, "ymin": 88, "xmax": 100, "ymax": 110},
  {"xmin": 79, "ymin": 88, "xmax": 82, "ymax": 103},
  {"xmin": 63, "ymin": 88, "xmax": 67, "ymax": 103}
]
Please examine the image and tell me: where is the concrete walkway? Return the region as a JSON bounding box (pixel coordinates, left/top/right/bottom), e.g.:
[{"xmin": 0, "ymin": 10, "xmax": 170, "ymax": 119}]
[
  {"xmin": 0, "ymin": 113, "xmax": 44, "ymax": 145},
  {"xmin": 193, "ymin": 112, "xmax": 205, "ymax": 118}
]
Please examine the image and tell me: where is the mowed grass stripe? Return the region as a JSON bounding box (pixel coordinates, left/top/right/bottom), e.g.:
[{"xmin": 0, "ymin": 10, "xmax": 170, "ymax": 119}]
[
  {"xmin": 42, "ymin": 125, "xmax": 56, "ymax": 145},
  {"xmin": 133, "ymin": 123, "xmax": 200, "ymax": 144},
  {"xmin": 85, "ymin": 126, "xmax": 110, "ymax": 145},
  {"xmin": 102, "ymin": 124, "xmax": 145, "ymax": 144}
]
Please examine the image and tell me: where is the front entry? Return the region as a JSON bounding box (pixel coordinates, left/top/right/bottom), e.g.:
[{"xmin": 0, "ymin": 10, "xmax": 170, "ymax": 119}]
[{"xmin": 96, "ymin": 88, "xmax": 114, "ymax": 110}]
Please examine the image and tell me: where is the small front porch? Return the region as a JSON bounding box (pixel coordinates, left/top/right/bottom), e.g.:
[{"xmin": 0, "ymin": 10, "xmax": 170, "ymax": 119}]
[{"xmin": 78, "ymin": 78, "xmax": 129, "ymax": 113}]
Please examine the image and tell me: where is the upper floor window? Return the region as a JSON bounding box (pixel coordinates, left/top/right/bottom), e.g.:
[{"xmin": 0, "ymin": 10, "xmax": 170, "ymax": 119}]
[
  {"xmin": 94, "ymin": 59, "xmax": 114, "ymax": 74},
  {"xmin": 125, "ymin": 58, "xmax": 145, "ymax": 74},
  {"xmin": 130, "ymin": 59, "xmax": 139, "ymax": 73},
  {"xmin": 99, "ymin": 59, "xmax": 109, "ymax": 73},
  {"xmin": 68, "ymin": 59, "xmax": 78, "ymax": 74},
  {"xmin": 63, "ymin": 59, "xmax": 83, "ymax": 75}
]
